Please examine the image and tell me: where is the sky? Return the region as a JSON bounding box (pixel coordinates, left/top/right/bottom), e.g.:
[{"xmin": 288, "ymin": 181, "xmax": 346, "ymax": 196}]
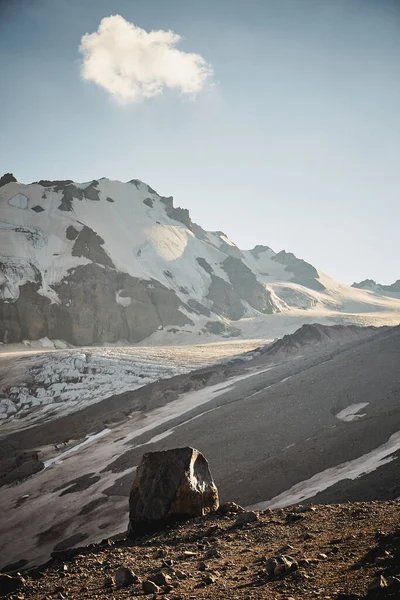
[{"xmin": 0, "ymin": 0, "xmax": 399, "ymax": 285}]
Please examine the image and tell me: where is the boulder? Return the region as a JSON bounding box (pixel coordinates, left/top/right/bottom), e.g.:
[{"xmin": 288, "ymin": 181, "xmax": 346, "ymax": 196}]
[{"xmin": 128, "ymin": 447, "xmax": 219, "ymax": 536}]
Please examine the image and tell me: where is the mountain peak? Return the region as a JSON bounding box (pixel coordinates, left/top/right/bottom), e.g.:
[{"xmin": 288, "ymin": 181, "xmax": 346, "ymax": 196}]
[{"xmin": 1, "ymin": 175, "xmax": 399, "ymax": 346}]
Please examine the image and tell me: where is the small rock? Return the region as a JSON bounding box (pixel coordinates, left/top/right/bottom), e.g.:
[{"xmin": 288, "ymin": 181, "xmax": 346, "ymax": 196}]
[
  {"xmin": 174, "ymin": 569, "xmax": 187, "ymax": 579},
  {"xmin": 205, "ymin": 547, "xmax": 221, "ymax": 559},
  {"xmin": 280, "ymin": 544, "xmax": 294, "ymax": 552},
  {"xmin": 369, "ymin": 575, "xmax": 388, "ymax": 590},
  {"xmin": 266, "ymin": 555, "xmax": 298, "ymax": 577},
  {"xmin": 162, "ymin": 559, "xmax": 174, "ymax": 567},
  {"xmin": 103, "ymin": 576, "xmax": 114, "ymax": 589},
  {"xmin": 286, "ymin": 512, "xmax": 305, "ymax": 523},
  {"xmin": 317, "ymin": 553, "xmax": 328, "ymax": 560},
  {"xmin": 387, "ymin": 577, "xmax": 400, "ymax": 589},
  {"xmin": 0, "ymin": 574, "xmax": 25, "ymax": 596},
  {"xmin": 150, "ymin": 571, "xmax": 172, "ymax": 586},
  {"xmin": 115, "ymin": 566, "xmax": 138, "ymax": 589},
  {"xmin": 152, "ymin": 548, "xmax": 166, "ymax": 559},
  {"xmin": 217, "ymin": 501, "xmax": 245, "ymax": 516},
  {"xmin": 197, "ymin": 561, "xmax": 207, "ymax": 571},
  {"xmin": 143, "ymin": 579, "xmax": 160, "ymax": 594},
  {"xmin": 183, "ymin": 550, "xmax": 196, "ymax": 557},
  {"xmin": 204, "ymin": 574, "xmax": 216, "ymax": 585},
  {"xmin": 233, "ymin": 511, "xmax": 258, "ymax": 527}
]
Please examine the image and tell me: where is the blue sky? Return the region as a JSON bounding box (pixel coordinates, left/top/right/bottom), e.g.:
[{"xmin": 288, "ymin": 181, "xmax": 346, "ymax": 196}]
[{"xmin": 1, "ymin": 0, "xmax": 399, "ymax": 284}]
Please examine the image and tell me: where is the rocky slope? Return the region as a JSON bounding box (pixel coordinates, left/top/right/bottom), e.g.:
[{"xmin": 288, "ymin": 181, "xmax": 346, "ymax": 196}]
[
  {"xmin": 1, "ymin": 176, "xmax": 400, "ymax": 345},
  {"xmin": 2, "ymin": 501, "xmax": 400, "ymax": 599},
  {"xmin": 1, "ymin": 324, "xmax": 399, "ymax": 571}
]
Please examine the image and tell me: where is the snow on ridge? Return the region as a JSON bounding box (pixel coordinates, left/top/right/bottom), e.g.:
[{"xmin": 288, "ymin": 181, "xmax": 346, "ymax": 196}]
[{"xmin": 1, "ymin": 177, "xmax": 400, "ymax": 331}]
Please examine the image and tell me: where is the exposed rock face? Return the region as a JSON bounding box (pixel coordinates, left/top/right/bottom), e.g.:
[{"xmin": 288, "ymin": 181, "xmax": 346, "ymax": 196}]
[
  {"xmin": 0, "ymin": 173, "xmax": 17, "ymax": 187},
  {"xmin": 250, "ymin": 244, "xmax": 273, "ymax": 258},
  {"xmin": 352, "ymin": 279, "xmax": 400, "ymax": 294},
  {"xmin": 0, "ymin": 264, "xmax": 192, "ymax": 345},
  {"xmin": 207, "ymin": 274, "xmax": 245, "ymax": 320},
  {"xmin": 71, "ymin": 225, "xmax": 115, "ymax": 268},
  {"xmin": 128, "ymin": 447, "xmax": 219, "ymax": 536},
  {"xmin": 272, "ymin": 250, "xmax": 326, "ymax": 291},
  {"xmin": 222, "ymin": 256, "xmax": 274, "ymax": 314},
  {"xmin": 160, "ymin": 196, "xmax": 193, "ymax": 229}
]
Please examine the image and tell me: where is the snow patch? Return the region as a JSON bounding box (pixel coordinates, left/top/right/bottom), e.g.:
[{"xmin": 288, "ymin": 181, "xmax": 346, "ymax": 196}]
[
  {"xmin": 44, "ymin": 428, "xmax": 111, "ymax": 468},
  {"xmin": 116, "ymin": 290, "xmax": 132, "ymax": 307},
  {"xmin": 8, "ymin": 194, "xmax": 29, "ymax": 209},
  {"xmin": 249, "ymin": 430, "xmax": 400, "ymax": 510},
  {"xmin": 336, "ymin": 402, "xmax": 369, "ymax": 422}
]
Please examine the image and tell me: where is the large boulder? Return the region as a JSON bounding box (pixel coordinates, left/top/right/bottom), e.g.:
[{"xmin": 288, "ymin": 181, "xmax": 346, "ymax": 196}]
[{"xmin": 128, "ymin": 447, "xmax": 219, "ymax": 536}]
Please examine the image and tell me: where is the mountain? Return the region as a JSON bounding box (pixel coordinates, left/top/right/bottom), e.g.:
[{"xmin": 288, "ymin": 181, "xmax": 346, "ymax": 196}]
[
  {"xmin": 352, "ymin": 279, "xmax": 400, "ymax": 295},
  {"xmin": 1, "ymin": 176, "xmax": 400, "ymax": 346}
]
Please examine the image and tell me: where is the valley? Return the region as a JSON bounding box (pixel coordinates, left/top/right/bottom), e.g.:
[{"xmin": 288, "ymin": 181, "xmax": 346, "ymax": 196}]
[{"xmin": 1, "ymin": 324, "xmax": 399, "ymax": 571}]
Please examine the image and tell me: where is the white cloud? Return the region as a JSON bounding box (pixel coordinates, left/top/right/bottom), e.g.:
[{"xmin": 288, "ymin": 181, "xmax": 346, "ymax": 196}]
[{"xmin": 79, "ymin": 15, "xmax": 213, "ymax": 103}]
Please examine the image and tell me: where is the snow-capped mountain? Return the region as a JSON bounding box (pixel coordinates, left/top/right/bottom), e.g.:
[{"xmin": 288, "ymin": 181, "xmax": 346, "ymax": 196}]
[
  {"xmin": 1, "ymin": 175, "xmax": 399, "ymax": 345},
  {"xmin": 352, "ymin": 279, "xmax": 400, "ymax": 295}
]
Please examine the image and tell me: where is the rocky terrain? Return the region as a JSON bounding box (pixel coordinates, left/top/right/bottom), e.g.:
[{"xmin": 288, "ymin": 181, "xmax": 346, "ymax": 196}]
[
  {"xmin": 0, "ymin": 323, "xmax": 399, "ymax": 573},
  {"xmin": 1, "ymin": 175, "xmax": 400, "ymax": 347},
  {"xmin": 352, "ymin": 280, "xmax": 400, "ymax": 295},
  {"xmin": 2, "ymin": 501, "xmax": 399, "ymax": 599}
]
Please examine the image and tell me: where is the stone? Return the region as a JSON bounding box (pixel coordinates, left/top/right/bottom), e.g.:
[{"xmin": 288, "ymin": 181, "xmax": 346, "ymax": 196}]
[
  {"xmin": 286, "ymin": 512, "xmax": 305, "ymax": 522},
  {"xmin": 150, "ymin": 572, "xmax": 172, "ymax": 587},
  {"xmin": 204, "ymin": 574, "xmax": 216, "ymax": 585},
  {"xmin": 103, "ymin": 576, "xmax": 113, "ymax": 588},
  {"xmin": 128, "ymin": 447, "xmax": 219, "ymax": 536},
  {"xmin": 0, "ymin": 574, "xmax": 25, "ymax": 596},
  {"xmin": 115, "ymin": 566, "xmax": 138, "ymax": 588},
  {"xmin": 142, "ymin": 580, "xmax": 160, "ymax": 594},
  {"xmin": 205, "ymin": 547, "xmax": 221, "ymax": 559},
  {"xmin": 217, "ymin": 501, "xmax": 245, "ymax": 516},
  {"xmin": 265, "ymin": 555, "xmax": 298, "ymax": 577},
  {"xmin": 368, "ymin": 575, "xmax": 388, "ymax": 590},
  {"xmin": 233, "ymin": 511, "xmax": 258, "ymax": 527}
]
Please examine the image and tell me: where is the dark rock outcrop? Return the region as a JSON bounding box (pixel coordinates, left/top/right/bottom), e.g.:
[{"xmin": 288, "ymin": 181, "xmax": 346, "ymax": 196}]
[
  {"xmin": 207, "ymin": 275, "xmax": 245, "ymax": 320},
  {"xmin": 196, "ymin": 257, "xmax": 213, "ymax": 275},
  {"xmin": 272, "ymin": 250, "xmax": 325, "ymax": 291},
  {"xmin": 250, "ymin": 244, "xmax": 273, "ymax": 258},
  {"xmin": 222, "ymin": 256, "xmax": 274, "ymax": 314},
  {"xmin": 0, "ymin": 173, "xmax": 17, "ymax": 187},
  {"xmin": 128, "ymin": 447, "xmax": 219, "ymax": 536},
  {"xmin": 160, "ymin": 196, "xmax": 193, "ymax": 229},
  {"xmin": 0, "ymin": 264, "xmax": 193, "ymax": 345},
  {"xmin": 71, "ymin": 225, "xmax": 115, "ymax": 268},
  {"xmin": 204, "ymin": 320, "xmax": 241, "ymax": 337},
  {"xmin": 352, "ymin": 279, "xmax": 400, "ymax": 294},
  {"xmin": 187, "ymin": 299, "xmax": 211, "ymax": 317}
]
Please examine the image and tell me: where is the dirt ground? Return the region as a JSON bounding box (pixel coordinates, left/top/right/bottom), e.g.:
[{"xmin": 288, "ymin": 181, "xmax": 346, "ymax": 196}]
[{"xmin": 3, "ymin": 501, "xmax": 400, "ymax": 599}]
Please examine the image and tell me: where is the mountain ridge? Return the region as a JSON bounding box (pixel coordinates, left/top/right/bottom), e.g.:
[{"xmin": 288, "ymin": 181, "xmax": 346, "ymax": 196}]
[{"xmin": 1, "ymin": 176, "xmax": 399, "ymax": 346}]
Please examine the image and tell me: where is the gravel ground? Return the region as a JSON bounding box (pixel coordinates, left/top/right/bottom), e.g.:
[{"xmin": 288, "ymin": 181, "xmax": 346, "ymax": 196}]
[{"xmin": 3, "ymin": 501, "xmax": 400, "ymax": 599}]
